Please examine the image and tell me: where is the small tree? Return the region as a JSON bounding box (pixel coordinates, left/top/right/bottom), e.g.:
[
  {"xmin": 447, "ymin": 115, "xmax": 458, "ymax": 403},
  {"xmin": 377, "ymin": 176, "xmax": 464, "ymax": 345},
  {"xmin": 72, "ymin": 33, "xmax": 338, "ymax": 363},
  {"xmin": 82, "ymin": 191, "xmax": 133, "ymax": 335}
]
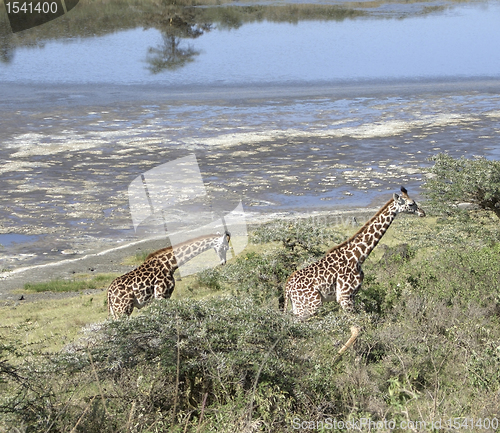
[{"xmin": 422, "ymin": 153, "xmax": 500, "ymax": 218}]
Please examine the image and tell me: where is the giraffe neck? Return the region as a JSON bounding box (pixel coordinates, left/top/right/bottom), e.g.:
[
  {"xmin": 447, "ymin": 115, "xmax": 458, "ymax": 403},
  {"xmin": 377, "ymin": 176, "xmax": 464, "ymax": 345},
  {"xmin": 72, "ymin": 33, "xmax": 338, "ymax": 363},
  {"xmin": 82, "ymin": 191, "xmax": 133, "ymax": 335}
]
[
  {"xmin": 171, "ymin": 236, "xmax": 218, "ymax": 268},
  {"xmin": 346, "ymin": 198, "xmax": 398, "ymax": 264},
  {"xmin": 147, "ymin": 235, "xmax": 220, "ymax": 270}
]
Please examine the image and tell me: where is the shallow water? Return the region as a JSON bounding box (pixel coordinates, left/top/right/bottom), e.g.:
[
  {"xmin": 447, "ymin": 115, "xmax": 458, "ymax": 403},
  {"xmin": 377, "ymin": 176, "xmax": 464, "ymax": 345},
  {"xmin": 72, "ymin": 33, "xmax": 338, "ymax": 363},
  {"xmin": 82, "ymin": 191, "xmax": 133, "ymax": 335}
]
[
  {"xmin": 1, "ymin": 1, "xmax": 500, "ymax": 270},
  {"xmin": 0, "ymin": 233, "xmax": 39, "ymax": 246},
  {"xmin": 1, "ymin": 81, "xmax": 500, "ymax": 268}
]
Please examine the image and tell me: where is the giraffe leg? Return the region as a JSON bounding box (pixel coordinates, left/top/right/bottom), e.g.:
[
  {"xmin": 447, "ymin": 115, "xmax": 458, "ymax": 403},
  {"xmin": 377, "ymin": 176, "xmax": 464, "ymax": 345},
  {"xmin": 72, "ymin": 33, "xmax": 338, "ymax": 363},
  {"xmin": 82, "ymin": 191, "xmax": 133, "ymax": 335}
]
[
  {"xmin": 108, "ymin": 287, "xmax": 123, "ymax": 319},
  {"xmin": 339, "ymin": 298, "xmax": 355, "ymax": 312},
  {"xmin": 337, "ymin": 273, "xmax": 362, "ymax": 312},
  {"xmin": 123, "ymin": 297, "xmax": 135, "ymax": 316},
  {"xmin": 110, "ymin": 290, "xmax": 136, "ymax": 318}
]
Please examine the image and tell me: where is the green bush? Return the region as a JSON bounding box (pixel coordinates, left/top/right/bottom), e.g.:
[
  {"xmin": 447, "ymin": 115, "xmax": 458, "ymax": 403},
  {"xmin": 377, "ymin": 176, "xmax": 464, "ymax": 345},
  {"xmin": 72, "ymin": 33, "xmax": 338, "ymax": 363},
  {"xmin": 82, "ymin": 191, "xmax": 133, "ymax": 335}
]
[
  {"xmin": 423, "ymin": 153, "xmax": 500, "ymax": 218},
  {"xmin": 221, "ymin": 250, "xmax": 303, "ymax": 306},
  {"xmin": 195, "ymin": 218, "xmax": 344, "ymax": 307},
  {"xmin": 250, "ymin": 217, "xmax": 343, "ymax": 254},
  {"xmin": 194, "ymin": 267, "xmax": 224, "ymax": 291},
  {"xmin": 1, "ymin": 299, "xmax": 317, "ymax": 432}
]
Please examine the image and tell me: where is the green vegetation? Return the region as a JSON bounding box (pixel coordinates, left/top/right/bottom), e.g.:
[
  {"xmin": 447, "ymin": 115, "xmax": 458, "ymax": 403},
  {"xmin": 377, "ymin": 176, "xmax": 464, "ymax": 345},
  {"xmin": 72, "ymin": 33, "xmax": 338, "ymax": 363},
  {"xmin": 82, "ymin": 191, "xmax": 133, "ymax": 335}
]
[
  {"xmin": 122, "ymin": 249, "xmax": 155, "ymax": 266},
  {"xmin": 1, "ymin": 206, "xmax": 500, "ymax": 431},
  {"xmin": 0, "ymin": 292, "xmax": 108, "ymax": 355},
  {"xmin": 423, "ymin": 153, "xmax": 500, "ymax": 218},
  {"xmin": 204, "ymin": 218, "xmax": 345, "ymax": 307},
  {"xmin": 23, "ymin": 273, "xmax": 118, "ymax": 293}
]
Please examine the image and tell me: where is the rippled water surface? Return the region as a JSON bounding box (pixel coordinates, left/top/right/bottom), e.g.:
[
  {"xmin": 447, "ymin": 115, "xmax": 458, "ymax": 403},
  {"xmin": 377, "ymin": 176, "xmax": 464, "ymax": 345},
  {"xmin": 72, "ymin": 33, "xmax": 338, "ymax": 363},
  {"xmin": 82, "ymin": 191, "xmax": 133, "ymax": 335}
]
[{"xmin": 1, "ymin": 0, "xmax": 500, "ymax": 269}]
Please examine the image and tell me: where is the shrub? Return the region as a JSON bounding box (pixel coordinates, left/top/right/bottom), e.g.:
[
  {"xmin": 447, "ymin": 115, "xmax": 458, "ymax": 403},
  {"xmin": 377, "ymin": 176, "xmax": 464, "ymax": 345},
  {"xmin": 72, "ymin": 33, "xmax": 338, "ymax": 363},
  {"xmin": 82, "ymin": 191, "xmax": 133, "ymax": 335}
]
[
  {"xmin": 422, "ymin": 153, "xmax": 500, "ymax": 218},
  {"xmin": 221, "ymin": 250, "xmax": 303, "ymax": 306},
  {"xmin": 2, "ymin": 298, "xmax": 319, "ymax": 432},
  {"xmin": 195, "ymin": 218, "xmax": 344, "ymax": 307},
  {"xmin": 250, "ymin": 217, "xmax": 343, "ymax": 255}
]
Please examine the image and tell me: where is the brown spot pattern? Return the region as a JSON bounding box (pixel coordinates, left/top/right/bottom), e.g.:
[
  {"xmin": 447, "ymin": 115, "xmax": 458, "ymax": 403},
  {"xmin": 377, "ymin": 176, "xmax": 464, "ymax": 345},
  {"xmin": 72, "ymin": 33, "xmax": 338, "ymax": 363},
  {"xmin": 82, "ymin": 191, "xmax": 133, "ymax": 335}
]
[
  {"xmin": 283, "ymin": 188, "xmax": 424, "ymax": 320},
  {"xmin": 107, "ymin": 232, "xmax": 230, "ymax": 318}
]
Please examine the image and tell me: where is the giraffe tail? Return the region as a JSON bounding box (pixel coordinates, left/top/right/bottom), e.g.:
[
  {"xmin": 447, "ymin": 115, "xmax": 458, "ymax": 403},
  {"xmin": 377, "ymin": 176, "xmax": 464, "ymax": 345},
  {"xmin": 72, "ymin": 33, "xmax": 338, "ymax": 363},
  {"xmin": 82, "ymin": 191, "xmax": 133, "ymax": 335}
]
[
  {"xmin": 107, "ymin": 289, "xmax": 115, "ymax": 319},
  {"xmin": 281, "ymin": 275, "xmax": 294, "ymax": 313},
  {"xmin": 279, "ymin": 289, "xmax": 289, "ymax": 312}
]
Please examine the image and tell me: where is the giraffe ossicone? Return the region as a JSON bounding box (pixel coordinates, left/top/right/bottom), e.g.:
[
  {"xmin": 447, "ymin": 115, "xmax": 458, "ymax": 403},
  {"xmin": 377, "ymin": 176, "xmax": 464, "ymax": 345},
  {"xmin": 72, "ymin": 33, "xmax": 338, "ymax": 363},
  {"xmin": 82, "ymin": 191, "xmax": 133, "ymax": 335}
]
[
  {"xmin": 107, "ymin": 231, "xmax": 230, "ymax": 319},
  {"xmin": 283, "ymin": 186, "xmax": 425, "ymax": 320}
]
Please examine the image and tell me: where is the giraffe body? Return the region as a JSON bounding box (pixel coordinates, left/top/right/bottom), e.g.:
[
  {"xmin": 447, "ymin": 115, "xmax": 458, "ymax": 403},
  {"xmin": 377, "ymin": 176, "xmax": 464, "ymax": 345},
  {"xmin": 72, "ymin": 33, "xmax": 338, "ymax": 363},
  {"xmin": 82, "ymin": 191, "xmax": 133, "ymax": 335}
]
[
  {"xmin": 284, "ymin": 187, "xmax": 424, "ymax": 320},
  {"xmin": 108, "ymin": 232, "xmax": 230, "ymax": 318}
]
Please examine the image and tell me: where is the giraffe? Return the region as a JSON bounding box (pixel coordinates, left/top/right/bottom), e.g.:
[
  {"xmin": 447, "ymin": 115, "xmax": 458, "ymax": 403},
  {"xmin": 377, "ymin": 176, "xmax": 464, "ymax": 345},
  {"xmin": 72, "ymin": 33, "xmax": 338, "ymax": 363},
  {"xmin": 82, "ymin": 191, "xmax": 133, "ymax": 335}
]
[
  {"xmin": 283, "ymin": 187, "xmax": 425, "ymax": 320},
  {"xmin": 107, "ymin": 232, "xmax": 230, "ymax": 318}
]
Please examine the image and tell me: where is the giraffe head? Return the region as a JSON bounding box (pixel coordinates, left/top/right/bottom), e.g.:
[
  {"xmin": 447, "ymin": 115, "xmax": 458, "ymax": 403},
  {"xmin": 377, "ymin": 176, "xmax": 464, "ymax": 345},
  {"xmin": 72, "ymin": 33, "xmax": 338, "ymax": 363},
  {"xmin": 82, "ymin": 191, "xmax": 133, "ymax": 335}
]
[
  {"xmin": 393, "ymin": 186, "xmax": 426, "ymax": 217},
  {"xmin": 214, "ymin": 231, "xmax": 231, "ymax": 264}
]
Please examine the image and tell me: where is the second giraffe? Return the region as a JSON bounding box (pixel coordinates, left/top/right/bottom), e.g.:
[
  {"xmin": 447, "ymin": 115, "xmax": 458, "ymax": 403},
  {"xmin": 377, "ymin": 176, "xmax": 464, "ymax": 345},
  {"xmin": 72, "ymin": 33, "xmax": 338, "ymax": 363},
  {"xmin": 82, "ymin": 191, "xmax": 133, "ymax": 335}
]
[
  {"xmin": 108, "ymin": 232, "xmax": 230, "ymax": 318},
  {"xmin": 283, "ymin": 187, "xmax": 425, "ymax": 320}
]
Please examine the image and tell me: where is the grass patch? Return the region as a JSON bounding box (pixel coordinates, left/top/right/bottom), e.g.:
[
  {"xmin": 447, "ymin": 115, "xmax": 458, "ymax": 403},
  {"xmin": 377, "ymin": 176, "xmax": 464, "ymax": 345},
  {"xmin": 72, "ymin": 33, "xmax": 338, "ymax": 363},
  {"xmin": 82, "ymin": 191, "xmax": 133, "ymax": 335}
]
[
  {"xmin": 121, "ymin": 250, "xmax": 154, "ymax": 266},
  {"xmin": 0, "ymin": 291, "xmax": 108, "ymax": 355},
  {"xmin": 22, "ymin": 273, "xmax": 117, "ymax": 293}
]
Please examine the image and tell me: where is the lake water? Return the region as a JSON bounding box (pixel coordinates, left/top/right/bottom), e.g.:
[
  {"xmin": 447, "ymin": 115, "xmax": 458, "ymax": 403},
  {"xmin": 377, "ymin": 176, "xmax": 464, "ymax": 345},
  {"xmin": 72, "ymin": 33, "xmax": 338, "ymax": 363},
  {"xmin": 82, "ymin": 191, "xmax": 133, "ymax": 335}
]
[
  {"xmin": 1, "ymin": 0, "xmax": 500, "ymax": 270},
  {"xmin": 1, "ymin": 2, "xmax": 499, "ymax": 84}
]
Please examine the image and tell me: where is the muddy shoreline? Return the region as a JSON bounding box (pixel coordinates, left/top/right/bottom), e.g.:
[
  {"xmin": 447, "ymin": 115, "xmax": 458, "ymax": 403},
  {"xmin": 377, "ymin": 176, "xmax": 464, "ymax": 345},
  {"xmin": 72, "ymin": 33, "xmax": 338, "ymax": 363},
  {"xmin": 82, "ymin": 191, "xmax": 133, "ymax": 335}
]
[
  {"xmin": 0, "ymin": 208, "xmax": 377, "ymax": 303},
  {"xmin": 2, "ymin": 78, "xmax": 500, "ymax": 111}
]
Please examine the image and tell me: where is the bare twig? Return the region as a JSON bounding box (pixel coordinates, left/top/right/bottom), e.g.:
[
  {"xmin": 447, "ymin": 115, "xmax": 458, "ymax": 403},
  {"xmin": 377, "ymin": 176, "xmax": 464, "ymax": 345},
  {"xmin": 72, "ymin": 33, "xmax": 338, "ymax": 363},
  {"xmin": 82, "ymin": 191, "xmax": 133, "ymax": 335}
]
[
  {"xmin": 172, "ymin": 316, "xmax": 181, "ymax": 425},
  {"xmin": 88, "ymin": 350, "xmax": 111, "ymax": 417},
  {"xmin": 69, "ymin": 396, "xmax": 96, "ymax": 433},
  {"xmin": 243, "ymin": 333, "xmax": 284, "ymax": 429},
  {"xmin": 195, "ymin": 392, "xmax": 209, "ymax": 433},
  {"xmin": 182, "ymin": 411, "xmax": 193, "ymax": 433},
  {"xmin": 124, "ymin": 401, "xmax": 136, "ymax": 431}
]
